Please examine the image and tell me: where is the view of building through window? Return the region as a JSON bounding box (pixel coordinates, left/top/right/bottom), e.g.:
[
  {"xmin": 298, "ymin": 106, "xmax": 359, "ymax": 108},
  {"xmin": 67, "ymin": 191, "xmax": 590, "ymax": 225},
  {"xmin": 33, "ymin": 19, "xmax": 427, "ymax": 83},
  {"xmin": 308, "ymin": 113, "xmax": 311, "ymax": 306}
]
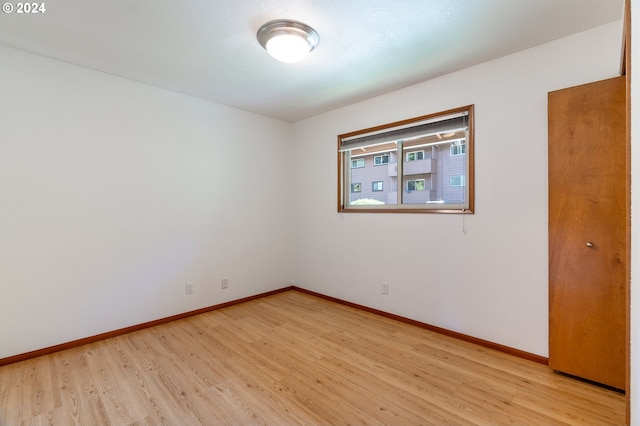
[
  {"xmin": 338, "ymin": 105, "xmax": 473, "ymax": 213},
  {"xmin": 349, "ymin": 141, "xmax": 466, "ymax": 205}
]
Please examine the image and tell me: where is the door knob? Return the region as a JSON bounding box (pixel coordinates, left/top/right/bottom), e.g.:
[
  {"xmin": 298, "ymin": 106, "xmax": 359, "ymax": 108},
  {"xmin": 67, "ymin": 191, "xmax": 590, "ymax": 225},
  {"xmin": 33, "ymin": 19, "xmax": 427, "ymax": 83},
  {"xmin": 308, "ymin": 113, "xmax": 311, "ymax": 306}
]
[{"xmin": 586, "ymin": 242, "xmax": 594, "ymax": 248}]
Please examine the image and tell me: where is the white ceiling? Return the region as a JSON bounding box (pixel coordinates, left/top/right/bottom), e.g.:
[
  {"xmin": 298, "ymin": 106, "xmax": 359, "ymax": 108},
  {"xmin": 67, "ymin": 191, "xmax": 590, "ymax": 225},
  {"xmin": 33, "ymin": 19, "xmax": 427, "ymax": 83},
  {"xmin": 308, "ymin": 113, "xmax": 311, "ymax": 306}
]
[{"xmin": 0, "ymin": 0, "xmax": 624, "ymax": 122}]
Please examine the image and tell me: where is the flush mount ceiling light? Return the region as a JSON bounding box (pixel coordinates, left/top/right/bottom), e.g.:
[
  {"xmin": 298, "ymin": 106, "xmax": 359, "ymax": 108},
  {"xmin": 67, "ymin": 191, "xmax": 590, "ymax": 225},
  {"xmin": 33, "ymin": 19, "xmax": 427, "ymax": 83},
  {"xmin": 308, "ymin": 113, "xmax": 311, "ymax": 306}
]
[{"xmin": 257, "ymin": 19, "xmax": 319, "ymax": 64}]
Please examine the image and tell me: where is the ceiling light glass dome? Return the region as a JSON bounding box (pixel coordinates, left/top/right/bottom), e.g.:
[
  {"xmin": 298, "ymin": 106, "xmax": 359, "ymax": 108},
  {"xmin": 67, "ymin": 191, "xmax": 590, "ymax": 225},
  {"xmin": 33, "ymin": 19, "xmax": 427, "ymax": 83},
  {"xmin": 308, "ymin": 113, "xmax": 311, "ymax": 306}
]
[{"xmin": 257, "ymin": 20, "xmax": 319, "ymax": 64}]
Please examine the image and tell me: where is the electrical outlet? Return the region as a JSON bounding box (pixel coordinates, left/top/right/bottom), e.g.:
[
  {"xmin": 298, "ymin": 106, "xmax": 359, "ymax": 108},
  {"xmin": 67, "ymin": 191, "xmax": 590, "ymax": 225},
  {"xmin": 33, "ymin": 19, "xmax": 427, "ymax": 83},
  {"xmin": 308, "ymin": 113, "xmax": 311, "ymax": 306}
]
[
  {"xmin": 186, "ymin": 282, "xmax": 194, "ymax": 294},
  {"xmin": 221, "ymin": 278, "xmax": 229, "ymax": 289},
  {"xmin": 381, "ymin": 282, "xmax": 389, "ymax": 295}
]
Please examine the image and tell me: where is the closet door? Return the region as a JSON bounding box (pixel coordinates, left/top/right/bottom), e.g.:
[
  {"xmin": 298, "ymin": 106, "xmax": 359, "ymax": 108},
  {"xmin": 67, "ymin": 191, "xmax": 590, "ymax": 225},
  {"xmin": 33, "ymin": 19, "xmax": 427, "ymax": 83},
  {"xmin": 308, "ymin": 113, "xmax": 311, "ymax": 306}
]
[{"xmin": 548, "ymin": 76, "xmax": 626, "ymax": 390}]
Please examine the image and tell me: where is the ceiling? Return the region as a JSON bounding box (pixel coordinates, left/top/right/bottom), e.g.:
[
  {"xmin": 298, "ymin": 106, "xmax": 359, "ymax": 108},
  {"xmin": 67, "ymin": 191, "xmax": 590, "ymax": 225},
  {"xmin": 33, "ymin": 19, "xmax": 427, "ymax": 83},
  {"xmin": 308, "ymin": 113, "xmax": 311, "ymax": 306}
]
[{"xmin": 0, "ymin": 0, "xmax": 624, "ymax": 122}]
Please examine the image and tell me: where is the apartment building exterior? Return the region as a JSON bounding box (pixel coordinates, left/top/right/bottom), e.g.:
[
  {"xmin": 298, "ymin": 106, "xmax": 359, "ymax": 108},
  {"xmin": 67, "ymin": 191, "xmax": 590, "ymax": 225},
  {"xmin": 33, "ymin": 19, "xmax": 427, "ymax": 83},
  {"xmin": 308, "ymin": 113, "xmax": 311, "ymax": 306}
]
[{"xmin": 349, "ymin": 141, "xmax": 466, "ymax": 205}]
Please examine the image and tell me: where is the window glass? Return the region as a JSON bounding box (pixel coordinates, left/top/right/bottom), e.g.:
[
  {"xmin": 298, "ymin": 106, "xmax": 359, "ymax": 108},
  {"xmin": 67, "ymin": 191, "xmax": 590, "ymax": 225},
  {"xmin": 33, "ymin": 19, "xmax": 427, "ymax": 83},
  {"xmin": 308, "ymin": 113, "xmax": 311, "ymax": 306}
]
[
  {"xmin": 338, "ymin": 105, "xmax": 473, "ymax": 213},
  {"xmin": 406, "ymin": 151, "xmax": 425, "ymax": 161},
  {"xmin": 374, "ymin": 154, "xmax": 390, "ymax": 165},
  {"xmin": 450, "ymin": 141, "xmax": 466, "ymax": 156},
  {"xmin": 407, "ymin": 179, "xmax": 425, "ymax": 191},
  {"xmin": 450, "ymin": 175, "xmax": 466, "ymax": 187}
]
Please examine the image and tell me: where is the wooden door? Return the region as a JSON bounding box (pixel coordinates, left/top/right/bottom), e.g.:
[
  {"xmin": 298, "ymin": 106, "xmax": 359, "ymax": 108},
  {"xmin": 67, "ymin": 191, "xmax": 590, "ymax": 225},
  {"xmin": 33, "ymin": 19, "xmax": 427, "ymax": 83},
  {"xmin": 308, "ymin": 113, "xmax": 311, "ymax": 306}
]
[{"xmin": 548, "ymin": 76, "xmax": 626, "ymax": 390}]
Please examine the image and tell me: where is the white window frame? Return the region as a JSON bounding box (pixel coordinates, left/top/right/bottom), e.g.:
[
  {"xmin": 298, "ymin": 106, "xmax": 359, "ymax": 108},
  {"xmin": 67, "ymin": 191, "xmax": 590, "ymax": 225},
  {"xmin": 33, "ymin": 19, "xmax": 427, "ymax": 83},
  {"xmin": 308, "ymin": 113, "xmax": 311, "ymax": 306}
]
[
  {"xmin": 351, "ymin": 158, "xmax": 365, "ymax": 168},
  {"xmin": 450, "ymin": 141, "xmax": 466, "ymax": 156},
  {"xmin": 373, "ymin": 154, "xmax": 390, "ymax": 166},
  {"xmin": 450, "ymin": 175, "xmax": 466, "ymax": 187},
  {"xmin": 406, "ymin": 150, "xmax": 425, "ymax": 162},
  {"xmin": 407, "ymin": 179, "xmax": 426, "ymax": 191}
]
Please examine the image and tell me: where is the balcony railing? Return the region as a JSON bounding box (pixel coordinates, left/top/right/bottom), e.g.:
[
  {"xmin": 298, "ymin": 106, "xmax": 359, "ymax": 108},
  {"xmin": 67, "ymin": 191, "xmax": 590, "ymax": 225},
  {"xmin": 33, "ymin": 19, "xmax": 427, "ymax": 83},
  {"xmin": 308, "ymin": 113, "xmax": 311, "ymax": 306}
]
[{"xmin": 388, "ymin": 159, "xmax": 436, "ymax": 177}]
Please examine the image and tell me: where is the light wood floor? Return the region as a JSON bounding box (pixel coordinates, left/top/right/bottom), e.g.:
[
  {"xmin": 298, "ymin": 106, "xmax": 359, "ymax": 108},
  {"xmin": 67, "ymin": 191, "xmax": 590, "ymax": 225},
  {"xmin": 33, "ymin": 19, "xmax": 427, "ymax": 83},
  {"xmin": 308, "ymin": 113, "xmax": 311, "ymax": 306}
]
[{"xmin": 0, "ymin": 290, "xmax": 625, "ymax": 425}]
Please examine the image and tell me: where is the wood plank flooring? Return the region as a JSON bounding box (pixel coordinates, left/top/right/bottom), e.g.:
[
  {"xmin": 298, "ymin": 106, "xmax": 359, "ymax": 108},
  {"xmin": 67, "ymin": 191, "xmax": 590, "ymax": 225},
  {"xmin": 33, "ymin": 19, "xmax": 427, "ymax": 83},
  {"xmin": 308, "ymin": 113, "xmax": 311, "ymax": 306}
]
[{"xmin": 0, "ymin": 290, "xmax": 625, "ymax": 425}]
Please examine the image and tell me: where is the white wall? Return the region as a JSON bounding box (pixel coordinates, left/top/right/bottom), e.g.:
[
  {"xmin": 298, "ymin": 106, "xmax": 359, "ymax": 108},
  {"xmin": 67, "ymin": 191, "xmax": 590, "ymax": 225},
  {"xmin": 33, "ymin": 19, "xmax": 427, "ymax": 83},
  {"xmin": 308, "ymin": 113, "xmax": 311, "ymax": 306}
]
[
  {"xmin": 0, "ymin": 45, "xmax": 293, "ymax": 359},
  {"xmin": 291, "ymin": 21, "xmax": 623, "ymax": 357}
]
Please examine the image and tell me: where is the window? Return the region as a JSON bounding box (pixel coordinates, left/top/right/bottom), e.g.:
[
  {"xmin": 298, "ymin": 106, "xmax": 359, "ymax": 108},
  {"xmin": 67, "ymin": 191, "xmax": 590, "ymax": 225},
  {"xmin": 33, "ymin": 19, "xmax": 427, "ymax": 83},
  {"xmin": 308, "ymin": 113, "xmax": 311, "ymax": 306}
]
[
  {"xmin": 450, "ymin": 175, "xmax": 466, "ymax": 187},
  {"xmin": 407, "ymin": 179, "xmax": 425, "ymax": 191},
  {"xmin": 450, "ymin": 141, "xmax": 466, "ymax": 156},
  {"xmin": 338, "ymin": 105, "xmax": 474, "ymax": 213},
  {"xmin": 373, "ymin": 154, "xmax": 389, "ymax": 165},
  {"xmin": 406, "ymin": 150, "xmax": 425, "ymax": 161}
]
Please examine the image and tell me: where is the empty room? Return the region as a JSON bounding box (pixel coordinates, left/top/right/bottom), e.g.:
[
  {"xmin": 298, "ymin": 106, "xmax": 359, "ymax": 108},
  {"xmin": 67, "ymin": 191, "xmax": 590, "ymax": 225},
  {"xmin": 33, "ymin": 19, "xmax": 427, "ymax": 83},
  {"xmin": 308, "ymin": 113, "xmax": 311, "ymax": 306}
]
[{"xmin": 1, "ymin": 0, "xmax": 638, "ymax": 424}]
